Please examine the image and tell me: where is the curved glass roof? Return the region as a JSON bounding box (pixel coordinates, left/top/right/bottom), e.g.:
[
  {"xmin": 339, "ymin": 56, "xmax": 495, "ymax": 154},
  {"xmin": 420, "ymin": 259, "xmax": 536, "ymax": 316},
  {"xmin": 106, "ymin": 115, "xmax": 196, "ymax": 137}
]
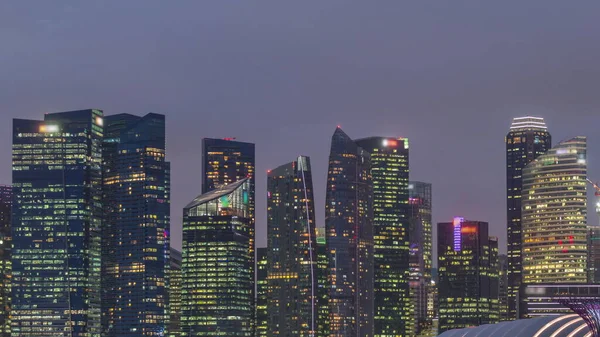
[
  {"xmin": 437, "ymin": 315, "xmax": 591, "ymax": 337},
  {"xmin": 184, "ymin": 177, "xmax": 249, "ymax": 209}
]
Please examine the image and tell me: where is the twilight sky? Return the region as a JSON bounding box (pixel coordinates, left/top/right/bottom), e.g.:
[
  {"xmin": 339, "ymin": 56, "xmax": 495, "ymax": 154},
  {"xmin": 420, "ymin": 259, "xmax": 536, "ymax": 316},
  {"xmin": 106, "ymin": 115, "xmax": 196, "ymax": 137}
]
[{"xmin": 1, "ymin": 1, "xmax": 600, "ymax": 253}]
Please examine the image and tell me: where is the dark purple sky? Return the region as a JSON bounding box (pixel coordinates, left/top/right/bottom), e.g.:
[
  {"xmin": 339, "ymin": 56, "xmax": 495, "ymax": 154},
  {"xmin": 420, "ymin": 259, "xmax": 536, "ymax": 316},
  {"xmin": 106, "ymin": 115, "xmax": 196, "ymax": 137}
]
[{"xmin": 2, "ymin": 1, "xmax": 600, "ymax": 252}]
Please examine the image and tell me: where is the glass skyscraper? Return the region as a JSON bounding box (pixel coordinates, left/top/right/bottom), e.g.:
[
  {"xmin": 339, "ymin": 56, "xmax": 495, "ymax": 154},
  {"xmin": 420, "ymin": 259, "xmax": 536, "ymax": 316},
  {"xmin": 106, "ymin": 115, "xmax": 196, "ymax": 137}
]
[
  {"xmin": 256, "ymin": 248, "xmax": 268, "ymax": 337},
  {"xmin": 354, "ymin": 137, "xmax": 411, "ymax": 337},
  {"xmin": 315, "ymin": 228, "xmax": 329, "ymax": 337},
  {"xmin": 168, "ymin": 248, "xmax": 182, "ymax": 337},
  {"xmin": 521, "ymin": 136, "xmax": 587, "ymax": 284},
  {"xmin": 438, "ymin": 218, "xmax": 499, "ymax": 333},
  {"xmin": 408, "ymin": 181, "xmax": 432, "ymax": 335},
  {"xmin": 182, "ymin": 178, "xmax": 252, "ymax": 336},
  {"xmin": 12, "ymin": 109, "xmax": 104, "ymax": 336},
  {"xmin": 326, "ymin": 127, "xmax": 373, "ymax": 337},
  {"xmin": 102, "ymin": 113, "xmax": 170, "ymax": 336},
  {"xmin": 0, "ymin": 185, "xmax": 11, "ymax": 337},
  {"xmin": 505, "ymin": 116, "xmax": 551, "ymax": 319},
  {"xmin": 267, "ymin": 156, "xmax": 317, "ymax": 337}
]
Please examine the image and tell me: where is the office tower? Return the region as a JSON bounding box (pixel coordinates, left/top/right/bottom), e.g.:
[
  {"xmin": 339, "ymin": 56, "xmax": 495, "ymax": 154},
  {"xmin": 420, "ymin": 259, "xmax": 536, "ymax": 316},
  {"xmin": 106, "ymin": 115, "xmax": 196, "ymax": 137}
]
[
  {"xmin": 102, "ymin": 113, "xmax": 170, "ymax": 336},
  {"xmin": 498, "ymin": 254, "xmax": 509, "ymax": 321},
  {"xmin": 315, "ymin": 228, "xmax": 329, "ymax": 337},
  {"xmin": 202, "ymin": 138, "xmax": 256, "ymax": 324},
  {"xmin": 0, "ymin": 185, "xmax": 11, "ymax": 337},
  {"xmin": 12, "ymin": 110, "xmax": 103, "ymax": 336},
  {"xmin": 438, "ymin": 218, "xmax": 499, "ymax": 333},
  {"xmin": 505, "ymin": 116, "xmax": 551, "ymax": 319},
  {"xmin": 588, "ymin": 226, "xmax": 600, "ymax": 284},
  {"xmin": 267, "ymin": 156, "xmax": 317, "ymax": 336},
  {"xmin": 168, "ymin": 249, "xmax": 182, "ymax": 337},
  {"xmin": 256, "ymin": 248, "xmax": 268, "ymax": 337},
  {"xmin": 521, "ymin": 136, "xmax": 587, "ymax": 284},
  {"xmin": 326, "ymin": 127, "xmax": 374, "ymax": 337},
  {"xmin": 182, "ymin": 178, "xmax": 252, "ymax": 336},
  {"xmin": 354, "ymin": 136, "xmax": 410, "ymax": 337},
  {"xmin": 408, "ymin": 181, "xmax": 433, "ymax": 335}
]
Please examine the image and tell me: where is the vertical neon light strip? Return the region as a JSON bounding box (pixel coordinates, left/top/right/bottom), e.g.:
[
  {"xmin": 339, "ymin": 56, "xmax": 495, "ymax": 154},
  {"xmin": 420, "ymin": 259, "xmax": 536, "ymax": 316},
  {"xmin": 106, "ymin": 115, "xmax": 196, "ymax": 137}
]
[{"xmin": 453, "ymin": 217, "xmax": 464, "ymax": 252}]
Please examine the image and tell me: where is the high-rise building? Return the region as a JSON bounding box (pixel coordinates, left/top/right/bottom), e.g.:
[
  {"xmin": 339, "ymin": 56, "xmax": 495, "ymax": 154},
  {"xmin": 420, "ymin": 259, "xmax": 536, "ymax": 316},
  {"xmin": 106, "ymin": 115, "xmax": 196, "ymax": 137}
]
[
  {"xmin": 182, "ymin": 178, "xmax": 253, "ymax": 336},
  {"xmin": 12, "ymin": 110, "xmax": 104, "ymax": 336},
  {"xmin": 0, "ymin": 185, "xmax": 11, "ymax": 337},
  {"xmin": 256, "ymin": 248, "xmax": 268, "ymax": 337},
  {"xmin": 267, "ymin": 156, "xmax": 317, "ymax": 336},
  {"xmin": 102, "ymin": 113, "xmax": 170, "ymax": 336},
  {"xmin": 408, "ymin": 181, "xmax": 433, "ymax": 335},
  {"xmin": 354, "ymin": 136, "xmax": 411, "ymax": 337},
  {"xmin": 438, "ymin": 218, "xmax": 499, "ymax": 333},
  {"xmin": 326, "ymin": 127, "xmax": 374, "ymax": 337},
  {"xmin": 498, "ymin": 254, "xmax": 509, "ymax": 321},
  {"xmin": 315, "ymin": 228, "xmax": 329, "ymax": 337},
  {"xmin": 521, "ymin": 136, "xmax": 587, "ymax": 284},
  {"xmin": 202, "ymin": 138, "xmax": 256, "ymax": 327},
  {"xmin": 505, "ymin": 116, "xmax": 551, "ymax": 319},
  {"xmin": 588, "ymin": 226, "xmax": 600, "ymax": 284},
  {"xmin": 168, "ymin": 248, "xmax": 182, "ymax": 337}
]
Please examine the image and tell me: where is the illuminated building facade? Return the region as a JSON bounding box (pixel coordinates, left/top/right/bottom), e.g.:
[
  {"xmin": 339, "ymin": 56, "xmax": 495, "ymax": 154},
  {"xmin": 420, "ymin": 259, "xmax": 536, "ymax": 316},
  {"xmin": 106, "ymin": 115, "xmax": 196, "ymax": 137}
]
[
  {"xmin": 315, "ymin": 228, "xmax": 329, "ymax": 337},
  {"xmin": 438, "ymin": 218, "xmax": 499, "ymax": 333},
  {"xmin": 354, "ymin": 136, "xmax": 410, "ymax": 337},
  {"xmin": 202, "ymin": 138, "xmax": 256, "ymax": 323},
  {"xmin": 0, "ymin": 185, "xmax": 11, "ymax": 337},
  {"xmin": 12, "ymin": 110, "xmax": 104, "ymax": 336},
  {"xmin": 408, "ymin": 181, "xmax": 433, "ymax": 335},
  {"xmin": 519, "ymin": 284, "xmax": 600, "ymax": 318},
  {"xmin": 521, "ymin": 136, "xmax": 587, "ymax": 284},
  {"xmin": 326, "ymin": 127, "xmax": 373, "ymax": 337},
  {"xmin": 505, "ymin": 116, "xmax": 551, "ymax": 319},
  {"xmin": 498, "ymin": 254, "xmax": 509, "ymax": 321},
  {"xmin": 168, "ymin": 248, "xmax": 182, "ymax": 337},
  {"xmin": 102, "ymin": 113, "xmax": 170, "ymax": 336},
  {"xmin": 267, "ymin": 156, "xmax": 317, "ymax": 337},
  {"xmin": 256, "ymin": 248, "xmax": 268, "ymax": 337},
  {"xmin": 588, "ymin": 226, "xmax": 600, "ymax": 284},
  {"xmin": 181, "ymin": 178, "xmax": 252, "ymax": 336}
]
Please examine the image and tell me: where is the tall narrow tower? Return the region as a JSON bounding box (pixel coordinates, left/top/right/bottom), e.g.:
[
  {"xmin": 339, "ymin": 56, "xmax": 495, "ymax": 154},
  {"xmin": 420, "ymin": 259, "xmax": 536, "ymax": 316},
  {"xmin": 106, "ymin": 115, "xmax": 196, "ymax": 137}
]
[
  {"xmin": 326, "ymin": 127, "xmax": 374, "ymax": 337},
  {"xmin": 505, "ymin": 116, "xmax": 551, "ymax": 319},
  {"xmin": 267, "ymin": 156, "xmax": 317, "ymax": 336}
]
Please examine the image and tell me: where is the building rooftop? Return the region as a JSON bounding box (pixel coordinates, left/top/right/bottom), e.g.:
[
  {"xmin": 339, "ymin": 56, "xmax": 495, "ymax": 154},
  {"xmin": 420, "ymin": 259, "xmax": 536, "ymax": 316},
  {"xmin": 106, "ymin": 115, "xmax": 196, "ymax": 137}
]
[
  {"xmin": 509, "ymin": 116, "xmax": 548, "ymax": 131},
  {"xmin": 184, "ymin": 177, "xmax": 249, "ymax": 209}
]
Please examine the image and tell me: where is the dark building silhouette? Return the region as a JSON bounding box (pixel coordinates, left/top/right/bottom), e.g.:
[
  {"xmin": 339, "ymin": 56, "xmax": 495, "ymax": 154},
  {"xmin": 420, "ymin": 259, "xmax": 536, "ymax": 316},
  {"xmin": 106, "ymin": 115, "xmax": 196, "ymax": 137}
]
[
  {"xmin": 12, "ymin": 110, "xmax": 103, "ymax": 336},
  {"xmin": 498, "ymin": 254, "xmax": 509, "ymax": 321},
  {"xmin": 267, "ymin": 156, "xmax": 317, "ymax": 336},
  {"xmin": 326, "ymin": 127, "xmax": 374, "ymax": 337},
  {"xmin": 256, "ymin": 248, "xmax": 268, "ymax": 337},
  {"xmin": 0, "ymin": 185, "xmax": 11, "ymax": 337},
  {"xmin": 588, "ymin": 226, "xmax": 600, "ymax": 284},
  {"xmin": 168, "ymin": 248, "xmax": 182, "ymax": 337},
  {"xmin": 354, "ymin": 137, "xmax": 411, "ymax": 337},
  {"xmin": 438, "ymin": 218, "xmax": 499, "ymax": 333},
  {"xmin": 408, "ymin": 181, "xmax": 433, "ymax": 335},
  {"xmin": 505, "ymin": 116, "xmax": 551, "ymax": 319},
  {"xmin": 182, "ymin": 178, "xmax": 253, "ymax": 336},
  {"xmin": 102, "ymin": 113, "xmax": 170, "ymax": 336}
]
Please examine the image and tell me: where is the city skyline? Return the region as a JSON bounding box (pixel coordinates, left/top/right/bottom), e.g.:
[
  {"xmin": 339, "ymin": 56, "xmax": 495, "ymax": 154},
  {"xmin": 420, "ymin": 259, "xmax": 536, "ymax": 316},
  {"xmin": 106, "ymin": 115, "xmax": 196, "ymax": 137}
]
[{"xmin": 2, "ymin": 2, "xmax": 600, "ymax": 256}]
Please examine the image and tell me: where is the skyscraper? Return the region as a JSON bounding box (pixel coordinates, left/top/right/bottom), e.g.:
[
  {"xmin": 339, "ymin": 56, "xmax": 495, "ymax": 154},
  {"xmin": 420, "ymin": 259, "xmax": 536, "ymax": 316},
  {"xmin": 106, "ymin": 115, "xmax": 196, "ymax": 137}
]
[
  {"xmin": 326, "ymin": 127, "xmax": 374, "ymax": 337},
  {"xmin": 102, "ymin": 113, "xmax": 170, "ymax": 336},
  {"xmin": 202, "ymin": 138, "xmax": 256, "ymax": 325},
  {"xmin": 12, "ymin": 110, "xmax": 104, "ymax": 336},
  {"xmin": 267, "ymin": 156, "xmax": 317, "ymax": 336},
  {"xmin": 354, "ymin": 137, "xmax": 411, "ymax": 337},
  {"xmin": 0, "ymin": 185, "xmax": 11, "ymax": 337},
  {"xmin": 505, "ymin": 116, "xmax": 551, "ymax": 319},
  {"xmin": 315, "ymin": 228, "xmax": 329, "ymax": 337},
  {"xmin": 438, "ymin": 218, "xmax": 499, "ymax": 333},
  {"xmin": 588, "ymin": 226, "xmax": 600, "ymax": 284},
  {"xmin": 256, "ymin": 248, "xmax": 268, "ymax": 337},
  {"xmin": 521, "ymin": 136, "xmax": 587, "ymax": 284},
  {"xmin": 168, "ymin": 248, "xmax": 182, "ymax": 337},
  {"xmin": 498, "ymin": 254, "xmax": 509, "ymax": 321},
  {"xmin": 408, "ymin": 181, "xmax": 433, "ymax": 335},
  {"xmin": 182, "ymin": 178, "xmax": 253, "ymax": 336}
]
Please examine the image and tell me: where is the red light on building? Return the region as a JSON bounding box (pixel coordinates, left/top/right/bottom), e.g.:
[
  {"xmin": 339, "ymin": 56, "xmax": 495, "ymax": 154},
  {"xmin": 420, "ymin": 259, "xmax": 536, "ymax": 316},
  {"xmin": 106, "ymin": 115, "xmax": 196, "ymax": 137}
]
[
  {"xmin": 461, "ymin": 226, "xmax": 477, "ymax": 234},
  {"xmin": 387, "ymin": 139, "xmax": 398, "ymax": 147},
  {"xmin": 223, "ymin": 137, "xmax": 236, "ymax": 141}
]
